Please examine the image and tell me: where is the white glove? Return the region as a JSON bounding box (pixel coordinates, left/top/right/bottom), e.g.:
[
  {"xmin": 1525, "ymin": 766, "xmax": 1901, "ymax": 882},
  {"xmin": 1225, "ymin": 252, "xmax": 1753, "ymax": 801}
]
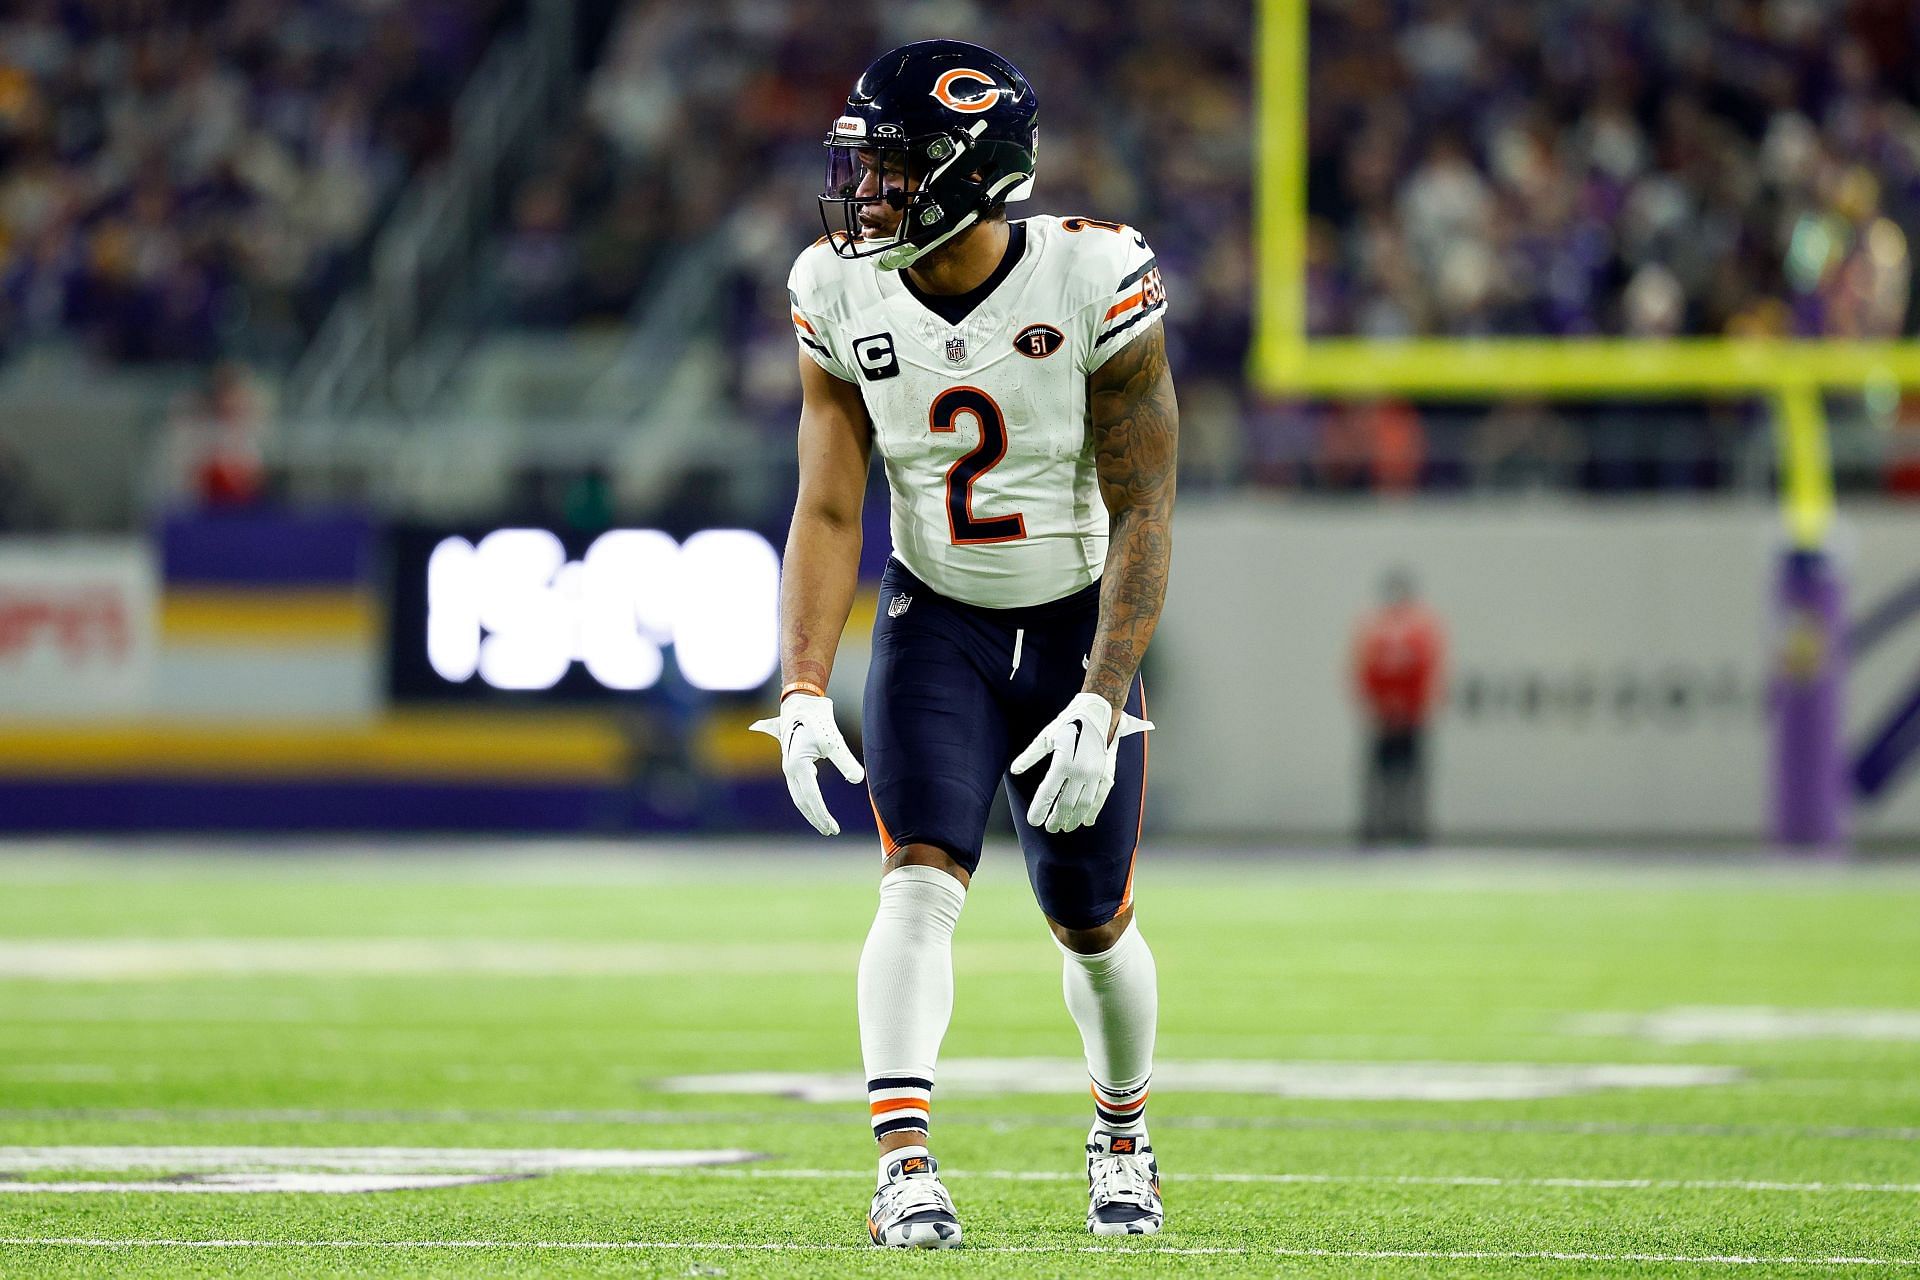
[
  {"xmin": 1010, "ymin": 691, "xmax": 1154, "ymax": 834},
  {"xmin": 749, "ymin": 692, "xmax": 865, "ymax": 835}
]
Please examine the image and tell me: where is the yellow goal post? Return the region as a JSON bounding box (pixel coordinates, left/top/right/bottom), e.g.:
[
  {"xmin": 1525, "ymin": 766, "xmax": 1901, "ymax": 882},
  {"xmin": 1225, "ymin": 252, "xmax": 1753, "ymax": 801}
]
[{"xmin": 1251, "ymin": 0, "xmax": 1920, "ymax": 550}]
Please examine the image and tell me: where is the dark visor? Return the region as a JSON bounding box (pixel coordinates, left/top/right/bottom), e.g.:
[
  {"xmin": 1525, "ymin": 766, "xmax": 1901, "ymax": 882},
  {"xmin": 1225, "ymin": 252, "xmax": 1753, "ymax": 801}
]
[{"xmin": 822, "ymin": 143, "xmax": 916, "ymax": 205}]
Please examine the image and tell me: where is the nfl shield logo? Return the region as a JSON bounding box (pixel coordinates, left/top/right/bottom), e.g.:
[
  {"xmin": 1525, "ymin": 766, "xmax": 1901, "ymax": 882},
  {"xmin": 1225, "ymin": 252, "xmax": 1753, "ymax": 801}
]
[{"xmin": 945, "ymin": 335, "xmax": 967, "ymax": 365}]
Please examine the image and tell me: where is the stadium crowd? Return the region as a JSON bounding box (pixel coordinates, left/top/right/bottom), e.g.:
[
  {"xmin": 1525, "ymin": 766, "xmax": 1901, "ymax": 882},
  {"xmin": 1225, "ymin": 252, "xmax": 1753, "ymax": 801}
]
[
  {"xmin": 1310, "ymin": 0, "xmax": 1920, "ymax": 339},
  {"xmin": 6, "ymin": 0, "xmax": 1920, "ymax": 503},
  {"xmin": 0, "ymin": 0, "xmax": 514, "ymax": 364}
]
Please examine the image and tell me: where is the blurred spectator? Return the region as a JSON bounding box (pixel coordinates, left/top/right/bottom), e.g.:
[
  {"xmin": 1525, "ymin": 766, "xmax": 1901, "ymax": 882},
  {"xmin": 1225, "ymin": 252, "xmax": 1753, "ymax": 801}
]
[
  {"xmin": 165, "ymin": 359, "xmax": 269, "ymax": 508},
  {"xmin": 1469, "ymin": 400, "xmax": 1578, "ymax": 492},
  {"xmin": 496, "ymin": 177, "xmax": 581, "ymax": 327},
  {"xmin": 0, "ymin": 431, "xmax": 56, "ymax": 530},
  {"xmin": 1886, "ymin": 396, "xmax": 1920, "ymax": 499},
  {"xmin": 577, "ymin": 179, "xmax": 666, "ymax": 320},
  {"xmin": 1318, "ymin": 399, "xmax": 1425, "ymax": 494},
  {"xmin": 1352, "ymin": 567, "xmax": 1447, "ymax": 847}
]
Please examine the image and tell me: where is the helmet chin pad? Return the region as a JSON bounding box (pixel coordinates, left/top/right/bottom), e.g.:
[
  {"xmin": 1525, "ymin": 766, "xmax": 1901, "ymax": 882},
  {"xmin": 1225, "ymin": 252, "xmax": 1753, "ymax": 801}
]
[{"xmin": 875, "ymin": 241, "xmax": 925, "ymax": 271}]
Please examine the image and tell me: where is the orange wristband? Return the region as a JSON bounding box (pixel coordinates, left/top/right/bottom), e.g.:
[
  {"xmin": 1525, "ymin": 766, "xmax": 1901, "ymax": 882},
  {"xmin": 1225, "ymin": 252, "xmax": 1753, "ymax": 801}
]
[{"xmin": 780, "ymin": 680, "xmax": 828, "ymax": 701}]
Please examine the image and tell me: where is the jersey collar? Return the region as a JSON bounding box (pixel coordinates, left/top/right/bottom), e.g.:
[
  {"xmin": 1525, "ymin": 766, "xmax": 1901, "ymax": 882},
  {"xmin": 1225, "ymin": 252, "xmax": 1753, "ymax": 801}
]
[{"xmin": 898, "ymin": 222, "xmax": 1028, "ymax": 326}]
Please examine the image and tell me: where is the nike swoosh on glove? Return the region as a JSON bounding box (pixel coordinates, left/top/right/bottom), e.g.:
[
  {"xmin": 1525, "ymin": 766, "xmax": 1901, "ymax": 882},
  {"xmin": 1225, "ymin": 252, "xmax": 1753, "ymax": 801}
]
[
  {"xmin": 749, "ymin": 692, "xmax": 865, "ymax": 835},
  {"xmin": 1010, "ymin": 691, "xmax": 1153, "ymax": 834}
]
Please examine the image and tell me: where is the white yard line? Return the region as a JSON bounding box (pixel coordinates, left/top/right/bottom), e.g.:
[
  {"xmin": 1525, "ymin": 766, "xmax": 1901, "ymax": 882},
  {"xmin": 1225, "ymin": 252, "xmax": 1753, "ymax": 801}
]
[
  {"xmin": 0, "ymin": 1175, "xmax": 526, "ymax": 1194},
  {"xmin": 0, "ymin": 1147, "xmax": 760, "ymax": 1173},
  {"xmin": 0, "ymin": 1066, "xmax": 158, "ymax": 1083},
  {"xmin": 0, "ymin": 1238, "xmax": 1914, "ymax": 1265},
  {"xmin": 659, "ymin": 1167, "xmax": 1920, "ymax": 1196},
  {"xmin": 0, "ymin": 939, "xmax": 871, "ymax": 980},
  {"xmin": 1570, "ymin": 1007, "xmax": 1920, "ymax": 1044}
]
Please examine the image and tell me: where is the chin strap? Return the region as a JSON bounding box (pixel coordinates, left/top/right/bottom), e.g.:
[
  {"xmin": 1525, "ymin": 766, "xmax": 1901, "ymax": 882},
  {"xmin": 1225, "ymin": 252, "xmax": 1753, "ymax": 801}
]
[{"xmin": 877, "ymin": 210, "xmax": 982, "ymax": 271}]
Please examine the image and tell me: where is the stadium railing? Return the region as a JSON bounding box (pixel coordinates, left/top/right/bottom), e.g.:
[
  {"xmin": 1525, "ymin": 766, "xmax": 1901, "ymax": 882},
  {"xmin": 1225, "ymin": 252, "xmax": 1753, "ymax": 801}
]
[{"xmin": 288, "ymin": 0, "xmax": 579, "ymax": 420}]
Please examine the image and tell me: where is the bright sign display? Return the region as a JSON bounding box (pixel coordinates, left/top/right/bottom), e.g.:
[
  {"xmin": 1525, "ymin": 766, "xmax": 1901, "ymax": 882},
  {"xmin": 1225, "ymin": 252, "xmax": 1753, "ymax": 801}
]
[{"xmin": 420, "ymin": 528, "xmax": 778, "ymax": 693}]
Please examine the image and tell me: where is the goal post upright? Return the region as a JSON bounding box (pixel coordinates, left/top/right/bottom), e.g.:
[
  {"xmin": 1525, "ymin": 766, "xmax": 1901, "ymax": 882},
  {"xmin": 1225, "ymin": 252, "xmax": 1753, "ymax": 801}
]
[{"xmin": 1253, "ymin": 0, "xmax": 1307, "ymax": 387}]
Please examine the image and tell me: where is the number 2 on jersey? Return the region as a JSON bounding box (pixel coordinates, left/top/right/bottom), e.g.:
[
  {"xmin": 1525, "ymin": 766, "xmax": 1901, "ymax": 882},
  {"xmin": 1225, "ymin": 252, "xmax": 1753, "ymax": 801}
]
[{"xmin": 929, "ymin": 386, "xmax": 1027, "ymax": 545}]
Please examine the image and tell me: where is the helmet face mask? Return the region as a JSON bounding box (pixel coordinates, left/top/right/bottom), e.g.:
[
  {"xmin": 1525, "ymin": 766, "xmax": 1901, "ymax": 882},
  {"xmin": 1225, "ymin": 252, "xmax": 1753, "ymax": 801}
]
[
  {"xmin": 816, "ymin": 40, "xmax": 1038, "ymax": 272},
  {"xmin": 823, "ymin": 142, "xmax": 915, "ymax": 213},
  {"xmin": 819, "ymin": 133, "xmax": 938, "ymax": 266}
]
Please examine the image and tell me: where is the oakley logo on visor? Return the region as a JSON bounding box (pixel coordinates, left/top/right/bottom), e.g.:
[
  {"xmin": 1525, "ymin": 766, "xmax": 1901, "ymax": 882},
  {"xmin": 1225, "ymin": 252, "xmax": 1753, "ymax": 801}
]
[{"xmin": 930, "ymin": 68, "xmax": 1002, "ymax": 114}]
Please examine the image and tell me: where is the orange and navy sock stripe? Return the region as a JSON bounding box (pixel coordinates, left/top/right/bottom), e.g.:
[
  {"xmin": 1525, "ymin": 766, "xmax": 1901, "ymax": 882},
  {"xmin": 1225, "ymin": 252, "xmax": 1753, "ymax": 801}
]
[
  {"xmin": 1091, "ymin": 1076, "xmax": 1150, "ymax": 1130},
  {"xmin": 868, "ymin": 1075, "xmax": 932, "ymax": 1139}
]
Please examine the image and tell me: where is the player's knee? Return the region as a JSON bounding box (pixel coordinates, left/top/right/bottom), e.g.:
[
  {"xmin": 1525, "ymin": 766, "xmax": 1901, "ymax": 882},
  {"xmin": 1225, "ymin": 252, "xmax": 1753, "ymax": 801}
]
[
  {"xmin": 882, "ymin": 842, "xmax": 971, "ymax": 888},
  {"xmin": 1048, "ymin": 904, "xmax": 1133, "ymax": 955}
]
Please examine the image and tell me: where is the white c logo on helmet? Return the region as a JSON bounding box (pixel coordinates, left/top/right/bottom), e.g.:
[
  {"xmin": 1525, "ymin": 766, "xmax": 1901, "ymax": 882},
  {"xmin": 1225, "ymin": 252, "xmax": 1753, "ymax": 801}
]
[{"xmin": 930, "ymin": 68, "xmax": 1002, "ymax": 114}]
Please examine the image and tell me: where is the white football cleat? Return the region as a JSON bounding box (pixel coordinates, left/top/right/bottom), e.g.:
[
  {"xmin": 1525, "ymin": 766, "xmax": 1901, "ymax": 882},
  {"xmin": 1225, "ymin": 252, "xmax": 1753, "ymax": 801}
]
[
  {"xmin": 868, "ymin": 1152, "xmax": 963, "ymax": 1248},
  {"xmin": 1086, "ymin": 1128, "xmax": 1163, "ymax": 1236}
]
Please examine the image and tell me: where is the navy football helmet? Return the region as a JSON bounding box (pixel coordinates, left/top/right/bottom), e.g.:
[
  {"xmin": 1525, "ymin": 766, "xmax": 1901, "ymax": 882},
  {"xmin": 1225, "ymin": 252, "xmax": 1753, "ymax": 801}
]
[{"xmin": 820, "ymin": 39, "xmax": 1038, "ymax": 270}]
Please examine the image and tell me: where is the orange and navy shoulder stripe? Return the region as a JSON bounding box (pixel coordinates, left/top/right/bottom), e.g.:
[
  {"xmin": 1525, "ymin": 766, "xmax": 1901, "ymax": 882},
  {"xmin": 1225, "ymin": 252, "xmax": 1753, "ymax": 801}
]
[
  {"xmin": 1094, "ymin": 257, "xmax": 1164, "ymax": 348},
  {"xmin": 788, "ymin": 289, "xmax": 833, "ymax": 360}
]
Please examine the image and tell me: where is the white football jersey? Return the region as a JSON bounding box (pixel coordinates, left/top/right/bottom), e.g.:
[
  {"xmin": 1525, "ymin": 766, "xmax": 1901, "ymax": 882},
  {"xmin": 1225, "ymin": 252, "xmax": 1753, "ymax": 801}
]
[{"xmin": 789, "ymin": 214, "xmax": 1167, "ymax": 609}]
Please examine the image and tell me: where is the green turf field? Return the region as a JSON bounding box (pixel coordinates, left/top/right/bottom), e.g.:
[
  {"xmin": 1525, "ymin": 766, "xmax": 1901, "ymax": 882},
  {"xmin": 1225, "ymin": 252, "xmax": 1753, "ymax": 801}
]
[{"xmin": 0, "ymin": 841, "xmax": 1917, "ymax": 1277}]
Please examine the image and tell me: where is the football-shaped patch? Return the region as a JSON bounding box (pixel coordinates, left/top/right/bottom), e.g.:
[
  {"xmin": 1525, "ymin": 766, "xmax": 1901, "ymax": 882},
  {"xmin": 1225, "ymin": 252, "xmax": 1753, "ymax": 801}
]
[{"xmin": 1013, "ymin": 323, "xmax": 1064, "ymax": 359}]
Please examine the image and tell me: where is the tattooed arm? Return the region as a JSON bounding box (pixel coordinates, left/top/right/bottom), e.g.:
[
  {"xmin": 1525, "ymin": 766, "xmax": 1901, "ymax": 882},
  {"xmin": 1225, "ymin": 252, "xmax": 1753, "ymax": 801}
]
[
  {"xmin": 1083, "ymin": 319, "xmax": 1178, "ymax": 734},
  {"xmin": 779, "ymin": 350, "xmax": 874, "ymax": 691}
]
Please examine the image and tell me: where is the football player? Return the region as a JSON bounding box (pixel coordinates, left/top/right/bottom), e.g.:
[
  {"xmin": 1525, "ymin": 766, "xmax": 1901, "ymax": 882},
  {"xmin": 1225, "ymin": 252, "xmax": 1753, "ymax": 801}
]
[{"xmin": 751, "ymin": 38, "xmax": 1176, "ymax": 1247}]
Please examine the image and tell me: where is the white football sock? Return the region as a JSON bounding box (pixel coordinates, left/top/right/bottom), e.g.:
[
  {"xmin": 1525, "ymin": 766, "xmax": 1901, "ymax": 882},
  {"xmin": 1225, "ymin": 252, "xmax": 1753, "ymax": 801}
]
[
  {"xmin": 858, "ymin": 864, "xmax": 966, "ymax": 1148},
  {"xmin": 1058, "ymin": 921, "xmax": 1157, "ymax": 1136}
]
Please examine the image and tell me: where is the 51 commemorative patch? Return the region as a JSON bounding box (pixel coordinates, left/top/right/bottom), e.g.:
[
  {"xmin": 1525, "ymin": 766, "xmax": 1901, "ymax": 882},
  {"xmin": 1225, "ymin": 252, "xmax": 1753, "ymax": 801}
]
[{"xmin": 1014, "ymin": 323, "xmax": 1064, "ymax": 359}]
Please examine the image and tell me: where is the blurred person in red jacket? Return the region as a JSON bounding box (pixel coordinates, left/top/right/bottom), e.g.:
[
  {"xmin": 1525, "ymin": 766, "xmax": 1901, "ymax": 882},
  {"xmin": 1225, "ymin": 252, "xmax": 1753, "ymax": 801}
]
[{"xmin": 1352, "ymin": 568, "xmax": 1446, "ymax": 845}]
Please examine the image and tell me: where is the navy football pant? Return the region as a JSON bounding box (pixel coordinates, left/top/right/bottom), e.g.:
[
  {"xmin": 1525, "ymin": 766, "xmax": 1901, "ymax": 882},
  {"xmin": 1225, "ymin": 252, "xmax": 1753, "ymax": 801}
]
[{"xmin": 862, "ymin": 558, "xmax": 1147, "ymax": 930}]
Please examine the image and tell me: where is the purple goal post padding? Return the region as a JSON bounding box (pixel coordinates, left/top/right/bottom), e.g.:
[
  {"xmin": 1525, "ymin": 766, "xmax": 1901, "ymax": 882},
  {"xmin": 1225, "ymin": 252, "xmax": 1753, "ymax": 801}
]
[{"xmin": 1770, "ymin": 548, "xmax": 1849, "ymax": 854}]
